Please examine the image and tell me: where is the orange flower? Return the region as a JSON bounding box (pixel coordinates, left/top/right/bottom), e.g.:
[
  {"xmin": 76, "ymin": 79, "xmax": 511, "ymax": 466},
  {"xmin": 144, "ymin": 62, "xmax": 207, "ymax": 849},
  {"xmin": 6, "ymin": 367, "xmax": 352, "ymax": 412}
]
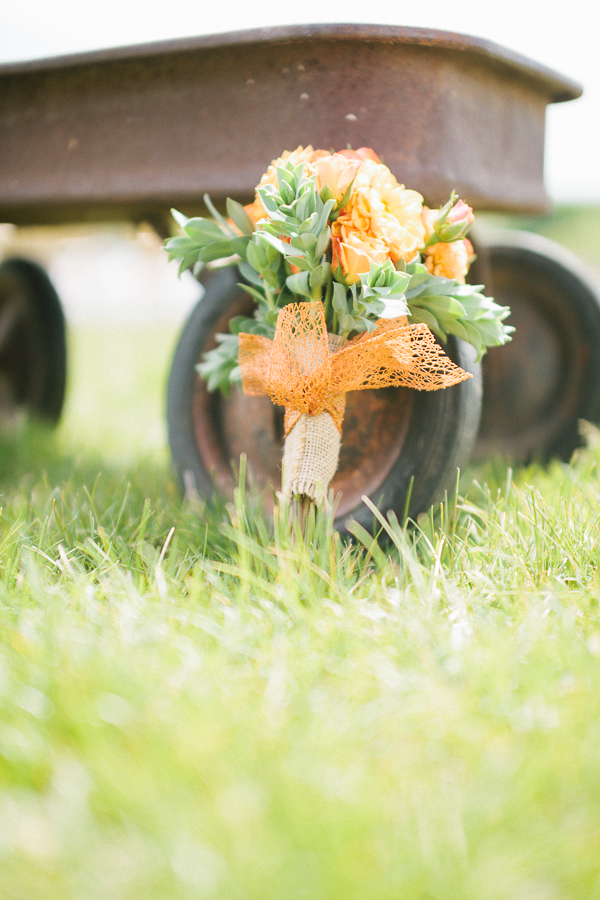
[
  {"xmin": 258, "ymin": 145, "xmax": 330, "ymax": 190},
  {"xmin": 423, "ymin": 238, "xmax": 473, "ymax": 283},
  {"xmin": 422, "ymin": 206, "xmax": 438, "ymax": 242},
  {"xmin": 245, "ymin": 148, "xmax": 425, "ymax": 273},
  {"xmin": 243, "ymin": 199, "xmax": 268, "ymax": 227},
  {"xmin": 338, "ymin": 147, "xmax": 382, "ymax": 164},
  {"xmin": 314, "ymin": 153, "xmax": 362, "ymax": 203},
  {"xmin": 332, "ymin": 225, "xmax": 389, "ymax": 284},
  {"xmin": 333, "ymin": 160, "xmax": 425, "ymax": 264},
  {"xmin": 447, "ymin": 199, "xmax": 474, "ymax": 228},
  {"xmin": 422, "ymin": 199, "xmax": 474, "ymax": 243},
  {"xmin": 464, "ymin": 238, "xmax": 475, "ymax": 264}
]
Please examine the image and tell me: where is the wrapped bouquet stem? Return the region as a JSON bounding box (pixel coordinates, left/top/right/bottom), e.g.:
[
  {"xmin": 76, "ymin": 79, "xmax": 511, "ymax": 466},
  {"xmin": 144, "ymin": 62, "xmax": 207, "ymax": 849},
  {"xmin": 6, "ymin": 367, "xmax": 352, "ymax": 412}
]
[
  {"xmin": 165, "ymin": 145, "xmax": 513, "ymax": 530},
  {"xmin": 239, "ymin": 299, "xmax": 473, "ymax": 519},
  {"xmin": 281, "ymin": 333, "xmax": 346, "ymax": 511},
  {"xmin": 282, "ymin": 330, "xmax": 346, "ymax": 531}
]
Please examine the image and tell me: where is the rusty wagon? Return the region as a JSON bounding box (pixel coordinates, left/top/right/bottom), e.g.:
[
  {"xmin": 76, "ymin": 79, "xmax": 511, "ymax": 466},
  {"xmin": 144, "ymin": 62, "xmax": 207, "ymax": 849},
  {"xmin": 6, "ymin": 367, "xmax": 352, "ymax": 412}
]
[{"xmin": 1, "ymin": 24, "xmax": 599, "ymax": 530}]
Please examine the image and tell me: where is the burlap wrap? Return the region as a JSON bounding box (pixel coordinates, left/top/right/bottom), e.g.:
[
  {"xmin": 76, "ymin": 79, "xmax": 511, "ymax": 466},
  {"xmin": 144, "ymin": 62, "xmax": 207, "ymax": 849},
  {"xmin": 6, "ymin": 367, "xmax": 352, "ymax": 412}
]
[
  {"xmin": 281, "ymin": 333, "xmax": 345, "ymax": 504},
  {"xmin": 281, "ymin": 410, "xmax": 341, "ymax": 504},
  {"xmin": 239, "ymin": 301, "xmax": 471, "ymax": 502}
]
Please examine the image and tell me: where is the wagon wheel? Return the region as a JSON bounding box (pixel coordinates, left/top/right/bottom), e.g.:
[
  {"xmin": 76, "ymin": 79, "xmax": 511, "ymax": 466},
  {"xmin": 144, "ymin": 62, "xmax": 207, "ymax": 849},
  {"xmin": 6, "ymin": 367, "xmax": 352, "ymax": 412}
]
[
  {"xmin": 0, "ymin": 257, "xmax": 67, "ymax": 426},
  {"xmin": 167, "ymin": 267, "xmax": 482, "ymax": 533},
  {"xmin": 470, "ymin": 231, "xmax": 600, "ymax": 462}
]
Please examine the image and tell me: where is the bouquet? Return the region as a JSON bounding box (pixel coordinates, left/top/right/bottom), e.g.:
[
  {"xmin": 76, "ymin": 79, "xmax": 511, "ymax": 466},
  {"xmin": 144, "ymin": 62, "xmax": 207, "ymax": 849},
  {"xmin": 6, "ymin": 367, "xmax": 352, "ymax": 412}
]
[{"xmin": 166, "ymin": 146, "xmax": 513, "ymax": 524}]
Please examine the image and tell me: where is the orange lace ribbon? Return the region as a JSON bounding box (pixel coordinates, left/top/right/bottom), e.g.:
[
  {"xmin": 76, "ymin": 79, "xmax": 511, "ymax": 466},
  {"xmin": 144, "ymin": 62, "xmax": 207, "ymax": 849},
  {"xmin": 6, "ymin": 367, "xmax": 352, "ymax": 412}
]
[{"xmin": 239, "ymin": 301, "xmax": 471, "ymax": 436}]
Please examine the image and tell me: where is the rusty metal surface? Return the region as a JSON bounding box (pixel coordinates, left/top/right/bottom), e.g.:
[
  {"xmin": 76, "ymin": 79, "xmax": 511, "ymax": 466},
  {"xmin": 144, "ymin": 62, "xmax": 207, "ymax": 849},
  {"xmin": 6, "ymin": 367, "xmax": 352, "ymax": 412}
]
[
  {"xmin": 476, "ymin": 299, "xmax": 575, "ymax": 457},
  {"xmin": 472, "ymin": 239, "xmax": 593, "ymax": 461},
  {"xmin": 0, "ymin": 24, "xmax": 581, "ymax": 227}
]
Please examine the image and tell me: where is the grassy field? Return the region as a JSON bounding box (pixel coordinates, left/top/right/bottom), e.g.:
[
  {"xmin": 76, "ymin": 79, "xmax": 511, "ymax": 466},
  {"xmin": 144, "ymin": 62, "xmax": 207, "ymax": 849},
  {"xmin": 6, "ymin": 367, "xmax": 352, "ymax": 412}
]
[
  {"xmin": 478, "ymin": 205, "xmax": 600, "ymax": 277},
  {"xmin": 3, "ymin": 218, "xmax": 600, "ymax": 897}
]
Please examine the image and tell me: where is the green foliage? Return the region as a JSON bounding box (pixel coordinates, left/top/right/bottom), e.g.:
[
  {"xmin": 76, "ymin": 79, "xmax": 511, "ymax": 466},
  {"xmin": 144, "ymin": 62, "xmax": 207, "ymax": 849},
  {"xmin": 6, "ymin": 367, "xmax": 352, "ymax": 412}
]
[
  {"xmin": 358, "ymin": 260, "xmax": 411, "ymax": 317},
  {"xmin": 423, "ymin": 189, "xmax": 473, "ymax": 246},
  {"xmin": 330, "ymin": 262, "xmax": 409, "ymax": 334},
  {"xmin": 405, "ymin": 258, "xmax": 514, "ymax": 360},
  {"xmin": 195, "ymin": 314, "xmax": 275, "ymax": 395},
  {"xmin": 196, "ymin": 332, "xmax": 241, "ymax": 393},
  {"xmin": 165, "ymin": 205, "xmax": 250, "ymax": 277},
  {"xmin": 4, "ymin": 344, "xmax": 600, "ymax": 898}
]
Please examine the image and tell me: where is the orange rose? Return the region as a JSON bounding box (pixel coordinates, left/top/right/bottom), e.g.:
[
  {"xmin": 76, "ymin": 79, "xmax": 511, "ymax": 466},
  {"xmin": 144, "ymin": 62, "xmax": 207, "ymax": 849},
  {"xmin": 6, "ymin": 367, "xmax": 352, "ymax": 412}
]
[
  {"xmin": 332, "ymin": 225, "xmax": 389, "ymax": 284},
  {"xmin": 243, "ymin": 199, "xmax": 268, "ymax": 227},
  {"xmin": 464, "ymin": 238, "xmax": 475, "ymax": 265},
  {"xmin": 421, "ymin": 206, "xmax": 438, "ymax": 242},
  {"xmin": 338, "ymin": 147, "xmax": 382, "ymax": 164},
  {"xmin": 422, "ymin": 199, "xmax": 474, "ymax": 244},
  {"xmin": 314, "ymin": 153, "xmax": 362, "ymax": 203},
  {"xmin": 423, "ymin": 238, "xmax": 473, "ymax": 283}
]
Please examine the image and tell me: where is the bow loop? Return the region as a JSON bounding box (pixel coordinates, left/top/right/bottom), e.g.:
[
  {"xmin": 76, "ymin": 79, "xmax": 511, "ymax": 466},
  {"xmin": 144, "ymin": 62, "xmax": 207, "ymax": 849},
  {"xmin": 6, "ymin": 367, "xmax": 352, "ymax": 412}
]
[{"xmin": 238, "ymin": 301, "xmax": 471, "ymax": 436}]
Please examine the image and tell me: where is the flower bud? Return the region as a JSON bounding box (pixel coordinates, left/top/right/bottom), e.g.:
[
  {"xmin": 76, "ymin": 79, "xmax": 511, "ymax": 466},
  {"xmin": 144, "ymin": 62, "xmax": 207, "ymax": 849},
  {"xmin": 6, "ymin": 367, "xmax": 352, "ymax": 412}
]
[{"xmin": 435, "ymin": 199, "xmax": 474, "ymax": 242}]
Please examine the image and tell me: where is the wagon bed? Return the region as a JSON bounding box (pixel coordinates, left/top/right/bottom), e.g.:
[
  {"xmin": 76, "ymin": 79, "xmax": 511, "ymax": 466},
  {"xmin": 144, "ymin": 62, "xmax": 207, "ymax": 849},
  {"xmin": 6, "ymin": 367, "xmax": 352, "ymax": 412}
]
[{"xmin": 0, "ymin": 23, "xmax": 581, "ymax": 230}]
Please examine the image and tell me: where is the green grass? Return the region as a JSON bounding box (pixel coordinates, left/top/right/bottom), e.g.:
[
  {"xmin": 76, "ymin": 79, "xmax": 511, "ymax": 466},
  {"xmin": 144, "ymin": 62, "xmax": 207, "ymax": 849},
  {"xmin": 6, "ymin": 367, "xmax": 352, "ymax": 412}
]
[{"xmin": 2, "ymin": 312, "xmax": 600, "ymax": 898}]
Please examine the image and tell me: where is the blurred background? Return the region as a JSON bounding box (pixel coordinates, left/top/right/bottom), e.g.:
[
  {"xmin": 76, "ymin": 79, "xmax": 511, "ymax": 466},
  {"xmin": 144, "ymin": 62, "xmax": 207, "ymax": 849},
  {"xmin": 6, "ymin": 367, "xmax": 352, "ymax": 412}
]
[{"xmin": 1, "ymin": 0, "xmax": 599, "ymax": 462}]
